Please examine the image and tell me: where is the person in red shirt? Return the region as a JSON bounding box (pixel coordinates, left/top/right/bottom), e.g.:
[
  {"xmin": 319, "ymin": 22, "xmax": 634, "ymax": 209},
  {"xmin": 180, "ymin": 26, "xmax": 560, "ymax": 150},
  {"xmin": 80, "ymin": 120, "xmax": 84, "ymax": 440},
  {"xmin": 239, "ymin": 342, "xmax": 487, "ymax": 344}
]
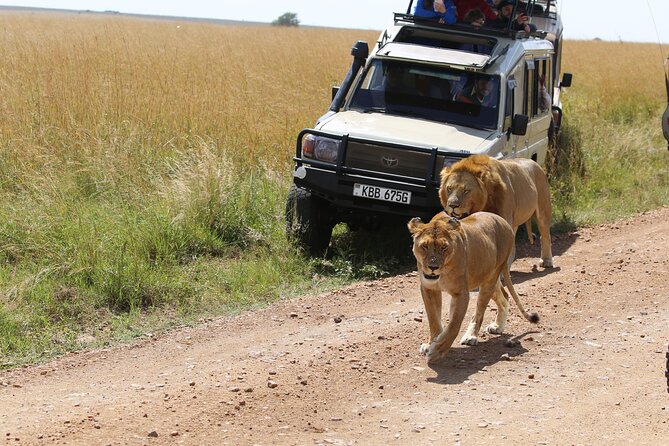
[{"xmin": 453, "ymin": 0, "xmax": 498, "ymax": 22}]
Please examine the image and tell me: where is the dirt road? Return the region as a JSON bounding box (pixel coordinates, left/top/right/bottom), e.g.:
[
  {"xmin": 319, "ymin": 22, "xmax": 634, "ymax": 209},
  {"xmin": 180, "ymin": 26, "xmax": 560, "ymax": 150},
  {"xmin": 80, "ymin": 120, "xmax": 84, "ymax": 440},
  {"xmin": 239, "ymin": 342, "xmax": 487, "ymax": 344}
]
[{"xmin": 2, "ymin": 208, "xmax": 668, "ymax": 445}]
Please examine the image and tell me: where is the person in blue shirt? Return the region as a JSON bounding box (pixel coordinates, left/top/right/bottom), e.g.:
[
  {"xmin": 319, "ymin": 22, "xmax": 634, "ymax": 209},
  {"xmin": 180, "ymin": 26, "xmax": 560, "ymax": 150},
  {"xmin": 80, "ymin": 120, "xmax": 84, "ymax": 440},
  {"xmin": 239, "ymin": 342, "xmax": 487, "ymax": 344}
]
[{"xmin": 413, "ymin": 0, "xmax": 457, "ymax": 25}]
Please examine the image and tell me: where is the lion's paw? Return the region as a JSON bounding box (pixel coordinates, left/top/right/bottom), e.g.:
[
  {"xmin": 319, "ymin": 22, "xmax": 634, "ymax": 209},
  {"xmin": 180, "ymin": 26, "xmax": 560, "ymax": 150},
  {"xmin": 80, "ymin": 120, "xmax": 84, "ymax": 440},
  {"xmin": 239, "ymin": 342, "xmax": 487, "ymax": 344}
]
[
  {"xmin": 540, "ymin": 258, "xmax": 554, "ymax": 268},
  {"xmin": 419, "ymin": 343, "xmax": 431, "ymax": 356},
  {"xmin": 486, "ymin": 323, "xmax": 503, "ymax": 335},
  {"xmin": 460, "ymin": 335, "xmax": 479, "ymax": 346}
]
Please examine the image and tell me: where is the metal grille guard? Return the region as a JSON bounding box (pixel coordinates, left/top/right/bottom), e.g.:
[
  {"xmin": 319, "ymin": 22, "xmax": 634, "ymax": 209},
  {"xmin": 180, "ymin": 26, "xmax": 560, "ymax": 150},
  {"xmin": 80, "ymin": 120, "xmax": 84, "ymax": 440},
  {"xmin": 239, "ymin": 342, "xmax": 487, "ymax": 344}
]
[{"xmin": 293, "ymin": 128, "xmax": 470, "ymax": 188}]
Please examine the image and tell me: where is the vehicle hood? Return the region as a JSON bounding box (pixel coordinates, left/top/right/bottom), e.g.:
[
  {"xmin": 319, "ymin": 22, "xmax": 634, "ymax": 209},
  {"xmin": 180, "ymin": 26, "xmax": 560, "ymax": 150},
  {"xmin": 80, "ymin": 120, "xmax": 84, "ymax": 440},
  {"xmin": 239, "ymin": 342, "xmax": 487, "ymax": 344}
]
[{"xmin": 316, "ymin": 111, "xmax": 497, "ymax": 153}]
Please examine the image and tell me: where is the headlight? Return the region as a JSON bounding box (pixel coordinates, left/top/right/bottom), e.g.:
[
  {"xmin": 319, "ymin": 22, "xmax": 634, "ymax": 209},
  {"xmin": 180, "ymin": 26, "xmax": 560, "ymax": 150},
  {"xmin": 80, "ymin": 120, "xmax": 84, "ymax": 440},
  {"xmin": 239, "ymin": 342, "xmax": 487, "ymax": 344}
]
[{"xmin": 302, "ymin": 135, "xmax": 340, "ymax": 163}]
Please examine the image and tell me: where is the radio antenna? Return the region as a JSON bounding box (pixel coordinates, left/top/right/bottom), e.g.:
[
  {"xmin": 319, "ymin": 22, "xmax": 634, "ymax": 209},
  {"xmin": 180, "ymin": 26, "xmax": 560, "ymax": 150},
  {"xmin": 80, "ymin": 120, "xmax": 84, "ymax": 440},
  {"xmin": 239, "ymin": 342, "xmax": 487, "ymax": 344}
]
[{"xmin": 645, "ymin": 0, "xmax": 665, "ymax": 62}]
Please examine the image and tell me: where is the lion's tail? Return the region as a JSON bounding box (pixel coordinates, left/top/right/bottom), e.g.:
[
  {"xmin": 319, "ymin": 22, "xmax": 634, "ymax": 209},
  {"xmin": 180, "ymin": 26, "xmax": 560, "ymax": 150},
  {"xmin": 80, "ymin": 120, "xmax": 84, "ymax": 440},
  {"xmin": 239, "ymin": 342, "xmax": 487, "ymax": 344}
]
[{"xmin": 500, "ymin": 268, "xmax": 540, "ymax": 324}]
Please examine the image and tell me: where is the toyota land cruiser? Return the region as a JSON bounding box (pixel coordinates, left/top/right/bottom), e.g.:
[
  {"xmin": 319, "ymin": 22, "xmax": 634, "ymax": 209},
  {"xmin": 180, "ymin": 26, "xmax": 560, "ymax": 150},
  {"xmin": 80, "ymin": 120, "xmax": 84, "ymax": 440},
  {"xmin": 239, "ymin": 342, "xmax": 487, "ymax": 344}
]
[{"xmin": 287, "ymin": 0, "xmax": 572, "ymax": 254}]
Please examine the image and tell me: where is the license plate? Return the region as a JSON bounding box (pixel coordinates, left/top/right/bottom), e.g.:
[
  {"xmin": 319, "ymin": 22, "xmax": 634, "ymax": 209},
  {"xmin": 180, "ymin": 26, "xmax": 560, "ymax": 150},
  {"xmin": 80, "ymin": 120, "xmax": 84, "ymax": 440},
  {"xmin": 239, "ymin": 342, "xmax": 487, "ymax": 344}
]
[{"xmin": 353, "ymin": 183, "xmax": 411, "ymax": 204}]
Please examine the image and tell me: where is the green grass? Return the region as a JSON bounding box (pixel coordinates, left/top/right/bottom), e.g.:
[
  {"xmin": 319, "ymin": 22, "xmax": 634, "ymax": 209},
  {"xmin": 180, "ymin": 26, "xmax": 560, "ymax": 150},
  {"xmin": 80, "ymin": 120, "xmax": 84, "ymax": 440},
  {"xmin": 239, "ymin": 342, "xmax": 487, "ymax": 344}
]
[
  {"xmin": 0, "ymin": 132, "xmax": 411, "ymax": 366},
  {"xmin": 550, "ymin": 93, "xmax": 669, "ymax": 227}
]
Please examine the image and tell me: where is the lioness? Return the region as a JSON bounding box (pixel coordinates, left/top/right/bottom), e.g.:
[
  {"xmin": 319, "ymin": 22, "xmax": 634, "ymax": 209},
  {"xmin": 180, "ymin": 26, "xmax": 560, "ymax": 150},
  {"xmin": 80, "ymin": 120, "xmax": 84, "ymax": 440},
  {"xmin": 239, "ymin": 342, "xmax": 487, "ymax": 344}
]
[
  {"xmin": 440, "ymin": 154, "xmax": 553, "ymax": 268},
  {"xmin": 408, "ymin": 212, "xmax": 539, "ymax": 363}
]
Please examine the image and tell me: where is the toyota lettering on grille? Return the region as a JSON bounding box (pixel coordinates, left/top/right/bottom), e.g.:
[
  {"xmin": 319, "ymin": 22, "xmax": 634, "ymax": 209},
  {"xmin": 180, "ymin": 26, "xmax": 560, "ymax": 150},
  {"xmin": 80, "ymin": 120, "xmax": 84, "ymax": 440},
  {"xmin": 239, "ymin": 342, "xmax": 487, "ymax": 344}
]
[{"xmin": 381, "ymin": 156, "xmax": 399, "ymax": 168}]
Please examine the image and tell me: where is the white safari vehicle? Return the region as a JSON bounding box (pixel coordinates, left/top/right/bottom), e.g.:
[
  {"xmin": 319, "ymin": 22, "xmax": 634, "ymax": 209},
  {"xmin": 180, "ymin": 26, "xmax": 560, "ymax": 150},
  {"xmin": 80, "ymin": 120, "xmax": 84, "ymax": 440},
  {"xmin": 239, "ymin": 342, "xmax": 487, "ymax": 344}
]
[{"xmin": 287, "ymin": 0, "xmax": 572, "ymax": 254}]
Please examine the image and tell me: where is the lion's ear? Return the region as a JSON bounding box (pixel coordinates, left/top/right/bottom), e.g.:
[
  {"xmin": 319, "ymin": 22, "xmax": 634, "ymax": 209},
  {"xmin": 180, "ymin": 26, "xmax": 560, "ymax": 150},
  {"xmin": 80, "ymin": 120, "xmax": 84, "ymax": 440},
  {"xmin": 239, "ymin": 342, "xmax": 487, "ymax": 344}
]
[
  {"xmin": 447, "ymin": 217, "xmax": 461, "ymax": 230},
  {"xmin": 407, "ymin": 217, "xmax": 423, "ymax": 235}
]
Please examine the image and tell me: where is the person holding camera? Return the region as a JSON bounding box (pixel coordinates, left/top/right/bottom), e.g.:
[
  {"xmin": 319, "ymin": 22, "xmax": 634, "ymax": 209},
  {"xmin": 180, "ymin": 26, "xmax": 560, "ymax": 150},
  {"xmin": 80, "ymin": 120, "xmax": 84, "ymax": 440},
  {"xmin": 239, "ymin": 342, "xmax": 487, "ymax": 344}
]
[{"xmin": 488, "ymin": 0, "xmax": 536, "ymax": 32}]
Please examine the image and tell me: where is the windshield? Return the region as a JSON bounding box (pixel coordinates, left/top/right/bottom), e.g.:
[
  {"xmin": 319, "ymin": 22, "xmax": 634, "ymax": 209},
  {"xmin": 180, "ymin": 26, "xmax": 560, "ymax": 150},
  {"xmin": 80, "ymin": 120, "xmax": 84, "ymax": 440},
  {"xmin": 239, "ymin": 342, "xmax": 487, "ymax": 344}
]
[{"xmin": 348, "ymin": 59, "xmax": 500, "ymax": 130}]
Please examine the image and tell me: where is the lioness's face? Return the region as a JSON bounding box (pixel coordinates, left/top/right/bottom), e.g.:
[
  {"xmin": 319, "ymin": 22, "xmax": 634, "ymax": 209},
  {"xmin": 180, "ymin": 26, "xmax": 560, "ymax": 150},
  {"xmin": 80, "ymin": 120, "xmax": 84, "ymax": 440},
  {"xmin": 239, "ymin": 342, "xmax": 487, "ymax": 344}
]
[
  {"xmin": 408, "ymin": 217, "xmax": 459, "ymax": 283},
  {"xmin": 439, "ymin": 171, "xmax": 485, "ymax": 219}
]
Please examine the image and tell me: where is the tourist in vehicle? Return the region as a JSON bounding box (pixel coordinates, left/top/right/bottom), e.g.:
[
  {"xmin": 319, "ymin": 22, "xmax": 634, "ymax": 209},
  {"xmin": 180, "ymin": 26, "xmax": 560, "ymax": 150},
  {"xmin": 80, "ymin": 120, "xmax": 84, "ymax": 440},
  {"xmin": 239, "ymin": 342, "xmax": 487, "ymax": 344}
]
[
  {"xmin": 453, "ymin": 0, "xmax": 498, "ymax": 22},
  {"xmin": 539, "ymin": 74, "xmax": 552, "ymax": 113},
  {"xmin": 488, "ymin": 0, "xmax": 535, "ymax": 32},
  {"xmin": 379, "ymin": 63, "xmax": 408, "ymax": 93},
  {"xmin": 463, "ymin": 8, "xmax": 486, "ymax": 27},
  {"xmin": 455, "ymin": 75, "xmax": 495, "ymax": 106},
  {"xmin": 413, "ymin": 0, "xmax": 457, "ymax": 25},
  {"xmin": 459, "ymin": 10, "xmax": 490, "ymax": 53}
]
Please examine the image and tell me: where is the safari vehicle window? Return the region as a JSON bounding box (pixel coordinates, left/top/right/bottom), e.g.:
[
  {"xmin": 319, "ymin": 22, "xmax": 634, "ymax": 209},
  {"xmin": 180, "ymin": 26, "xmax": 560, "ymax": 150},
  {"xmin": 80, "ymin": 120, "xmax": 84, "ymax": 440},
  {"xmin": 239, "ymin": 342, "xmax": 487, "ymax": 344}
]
[
  {"xmin": 524, "ymin": 59, "xmax": 535, "ymax": 117},
  {"xmin": 348, "ymin": 60, "xmax": 500, "ymax": 130}
]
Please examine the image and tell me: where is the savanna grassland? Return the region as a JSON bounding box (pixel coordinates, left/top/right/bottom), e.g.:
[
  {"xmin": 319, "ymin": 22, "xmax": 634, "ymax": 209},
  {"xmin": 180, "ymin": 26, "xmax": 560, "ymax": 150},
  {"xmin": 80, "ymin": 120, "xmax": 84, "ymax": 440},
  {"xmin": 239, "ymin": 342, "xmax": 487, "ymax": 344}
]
[{"xmin": 0, "ymin": 13, "xmax": 667, "ymax": 367}]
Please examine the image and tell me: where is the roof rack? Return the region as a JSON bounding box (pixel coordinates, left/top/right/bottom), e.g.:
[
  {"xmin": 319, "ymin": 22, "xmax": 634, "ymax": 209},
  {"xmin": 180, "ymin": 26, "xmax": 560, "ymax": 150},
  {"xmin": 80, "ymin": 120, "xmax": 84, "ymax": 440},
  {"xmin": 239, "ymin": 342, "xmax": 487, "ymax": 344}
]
[{"xmin": 393, "ymin": 12, "xmax": 547, "ymax": 41}]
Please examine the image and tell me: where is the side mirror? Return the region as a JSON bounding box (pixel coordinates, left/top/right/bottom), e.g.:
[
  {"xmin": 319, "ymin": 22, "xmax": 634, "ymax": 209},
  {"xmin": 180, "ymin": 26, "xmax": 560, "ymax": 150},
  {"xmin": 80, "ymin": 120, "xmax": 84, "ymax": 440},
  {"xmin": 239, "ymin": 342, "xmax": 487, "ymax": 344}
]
[
  {"xmin": 509, "ymin": 113, "xmax": 529, "ymax": 136},
  {"xmin": 331, "ymin": 86, "xmax": 339, "ymax": 101},
  {"xmin": 560, "ymin": 72, "xmax": 573, "ymax": 88}
]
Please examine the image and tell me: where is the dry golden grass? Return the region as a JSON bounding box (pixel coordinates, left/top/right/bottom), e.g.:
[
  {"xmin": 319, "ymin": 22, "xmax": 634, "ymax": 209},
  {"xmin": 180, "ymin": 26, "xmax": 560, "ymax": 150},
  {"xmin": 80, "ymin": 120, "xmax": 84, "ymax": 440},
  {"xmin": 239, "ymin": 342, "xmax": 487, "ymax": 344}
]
[
  {"xmin": 562, "ymin": 39, "xmax": 666, "ymax": 116},
  {"xmin": 1, "ymin": 14, "xmax": 665, "ymax": 170},
  {"xmin": 0, "ymin": 13, "xmax": 378, "ymax": 171}
]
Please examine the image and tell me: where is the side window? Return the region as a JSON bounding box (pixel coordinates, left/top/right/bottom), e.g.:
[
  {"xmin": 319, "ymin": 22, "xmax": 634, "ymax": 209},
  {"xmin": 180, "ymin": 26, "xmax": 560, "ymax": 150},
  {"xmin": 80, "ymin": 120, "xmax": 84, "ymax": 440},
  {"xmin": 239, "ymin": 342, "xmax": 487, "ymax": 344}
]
[
  {"xmin": 524, "ymin": 59, "xmax": 535, "ymax": 117},
  {"xmin": 506, "ymin": 61, "xmax": 525, "ymax": 128},
  {"xmin": 504, "ymin": 77, "xmax": 516, "ymax": 129},
  {"xmin": 532, "ymin": 58, "xmax": 553, "ymax": 116}
]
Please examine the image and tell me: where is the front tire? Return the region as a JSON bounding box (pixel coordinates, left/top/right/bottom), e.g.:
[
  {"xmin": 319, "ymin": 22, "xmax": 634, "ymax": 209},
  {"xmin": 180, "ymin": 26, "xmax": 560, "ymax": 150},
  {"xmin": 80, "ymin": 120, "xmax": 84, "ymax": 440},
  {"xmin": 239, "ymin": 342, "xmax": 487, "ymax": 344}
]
[{"xmin": 285, "ymin": 185, "xmax": 334, "ymax": 255}]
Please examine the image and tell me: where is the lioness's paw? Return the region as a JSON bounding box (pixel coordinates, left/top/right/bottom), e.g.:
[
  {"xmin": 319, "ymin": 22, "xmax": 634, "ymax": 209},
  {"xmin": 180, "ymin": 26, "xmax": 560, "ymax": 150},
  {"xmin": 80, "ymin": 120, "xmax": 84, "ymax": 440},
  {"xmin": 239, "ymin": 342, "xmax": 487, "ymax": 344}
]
[
  {"xmin": 419, "ymin": 343, "xmax": 431, "ymax": 356},
  {"xmin": 486, "ymin": 323, "xmax": 503, "ymax": 335},
  {"xmin": 426, "ymin": 348, "xmax": 446, "ymax": 364},
  {"xmin": 540, "ymin": 258, "xmax": 554, "ymax": 268},
  {"xmin": 460, "ymin": 335, "xmax": 479, "ymax": 346}
]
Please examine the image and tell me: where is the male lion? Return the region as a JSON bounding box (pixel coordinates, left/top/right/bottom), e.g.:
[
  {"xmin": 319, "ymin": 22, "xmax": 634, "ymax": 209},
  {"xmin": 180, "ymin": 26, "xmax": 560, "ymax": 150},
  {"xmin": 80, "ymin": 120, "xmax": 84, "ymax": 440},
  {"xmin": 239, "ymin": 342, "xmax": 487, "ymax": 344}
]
[
  {"xmin": 408, "ymin": 212, "xmax": 539, "ymax": 363},
  {"xmin": 439, "ymin": 154, "xmax": 553, "ymax": 268}
]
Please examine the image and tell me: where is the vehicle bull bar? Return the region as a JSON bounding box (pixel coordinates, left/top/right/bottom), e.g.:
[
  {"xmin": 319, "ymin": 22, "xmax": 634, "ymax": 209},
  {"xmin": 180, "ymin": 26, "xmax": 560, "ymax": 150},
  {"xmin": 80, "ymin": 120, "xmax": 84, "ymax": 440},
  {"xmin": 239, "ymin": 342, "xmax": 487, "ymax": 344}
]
[{"xmin": 293, "ymin": 128, "xmax": 470, "ymax": 188}]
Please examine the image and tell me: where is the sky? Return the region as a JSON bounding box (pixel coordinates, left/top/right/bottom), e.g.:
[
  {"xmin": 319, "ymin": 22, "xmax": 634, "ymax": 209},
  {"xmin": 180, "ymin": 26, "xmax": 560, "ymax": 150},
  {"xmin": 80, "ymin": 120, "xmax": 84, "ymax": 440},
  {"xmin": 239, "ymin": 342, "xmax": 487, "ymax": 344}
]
[{"xmin": 1, "ymin": 1, "xmax": 669, "ymax": 45}]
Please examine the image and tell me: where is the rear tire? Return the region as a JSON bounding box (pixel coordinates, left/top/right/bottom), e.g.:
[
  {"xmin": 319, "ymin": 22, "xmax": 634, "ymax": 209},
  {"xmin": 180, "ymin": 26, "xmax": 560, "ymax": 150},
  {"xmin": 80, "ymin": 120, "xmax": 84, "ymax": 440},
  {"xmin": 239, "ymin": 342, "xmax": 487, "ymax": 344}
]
[{"xmin": 285, "ymin": 185, "xmax": 334, "ymax": 255}]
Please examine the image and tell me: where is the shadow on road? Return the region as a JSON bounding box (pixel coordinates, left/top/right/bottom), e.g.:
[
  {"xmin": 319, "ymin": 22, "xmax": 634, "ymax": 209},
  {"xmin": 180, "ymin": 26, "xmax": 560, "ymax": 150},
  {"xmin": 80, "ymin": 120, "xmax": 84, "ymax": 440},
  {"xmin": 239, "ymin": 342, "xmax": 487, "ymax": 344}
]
[
  {"xmin": 511, "ymin": 265, "xmax": 562, "ymax": 285},
  {"xmin": 426, "ymin": 331, "xmax": 539, "ymax": 385},
  {"xmin": 510, "ymin": 229, "xmax": 580, "ymax": 285}
]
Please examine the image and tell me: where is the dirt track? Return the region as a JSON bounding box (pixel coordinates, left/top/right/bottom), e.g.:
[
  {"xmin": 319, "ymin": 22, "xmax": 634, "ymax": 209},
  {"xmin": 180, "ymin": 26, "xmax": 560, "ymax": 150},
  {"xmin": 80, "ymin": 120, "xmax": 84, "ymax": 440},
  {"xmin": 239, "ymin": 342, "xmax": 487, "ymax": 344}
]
[{"xmin": 1, "ymin": 208, "xmax": 668, "ymax": 445}]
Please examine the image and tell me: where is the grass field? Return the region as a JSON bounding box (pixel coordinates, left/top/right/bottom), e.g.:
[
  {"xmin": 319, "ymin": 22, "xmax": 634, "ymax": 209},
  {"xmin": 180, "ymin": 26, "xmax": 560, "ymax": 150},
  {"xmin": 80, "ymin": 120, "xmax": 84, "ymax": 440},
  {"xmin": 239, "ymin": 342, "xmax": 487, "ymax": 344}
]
[{"xmin": 0, "ymin": 13, "xmax": 667, "ymax": 367}]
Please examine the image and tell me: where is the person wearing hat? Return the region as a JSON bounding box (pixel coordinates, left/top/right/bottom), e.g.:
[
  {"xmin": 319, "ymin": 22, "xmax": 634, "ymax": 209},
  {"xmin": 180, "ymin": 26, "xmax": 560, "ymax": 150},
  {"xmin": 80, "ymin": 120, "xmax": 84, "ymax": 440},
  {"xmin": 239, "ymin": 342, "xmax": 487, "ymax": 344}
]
[{"xmin": 413, "ymin": 0, "xmax": 457, "ymax": 25}]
